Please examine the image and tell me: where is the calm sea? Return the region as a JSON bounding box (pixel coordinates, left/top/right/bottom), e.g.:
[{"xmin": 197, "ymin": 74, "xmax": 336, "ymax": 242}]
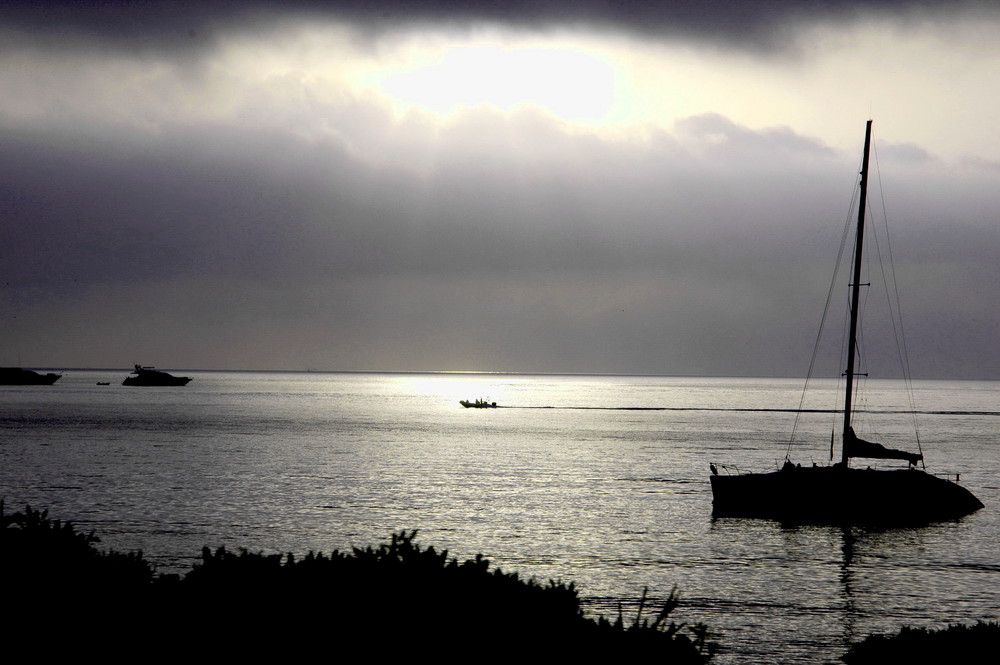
[{"xmin": 2, "ymin": 371, "xmax": 997, "ymax": 663}]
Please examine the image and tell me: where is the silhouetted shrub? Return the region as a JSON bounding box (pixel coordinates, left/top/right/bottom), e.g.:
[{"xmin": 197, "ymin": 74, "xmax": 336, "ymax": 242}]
[
  {"xmin": 178, "ymin": 530, "xmax": 717, "ymax": 660},
  {"xmin": 842, "ymin": 620, "xmax": 1000, "ymax": 664},
  {"xmin": 2, "ymin": 505, "xmax": 715, "ymax": 661},
  {"xmin": 1, "ymin": 501, "xmax": 154, "ymax": 594}
]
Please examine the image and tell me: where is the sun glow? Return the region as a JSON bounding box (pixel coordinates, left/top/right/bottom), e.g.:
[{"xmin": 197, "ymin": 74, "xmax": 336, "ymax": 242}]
[
  {"xmin": 358, "ymin": 33, "xmax": 624, "ymax": 123},
  {"xmin": 393, "ymin": 372, "xmax": 508, "ymax": 404}
]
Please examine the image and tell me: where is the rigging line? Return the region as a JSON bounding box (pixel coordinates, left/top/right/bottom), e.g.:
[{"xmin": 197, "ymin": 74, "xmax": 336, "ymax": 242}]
[
  {"xmin": 872, "ymin": 140, "xmax": 916, "ymax": 391},
  {"xmin": 852, "ymin": 279, "xmax": 873, "ymax": 429},
  {"xmin": 844, "ymin": 185, "xmax": 868, "ymax": 419},
  {"xmin": 853, "ymin": 188, "xmax": 898, "ymax": 447},
  {"xmin": 834, "ymin": 299, "xmax": 848, "ymax": 433},
  {"xmin": 872, "ymin": 138, "xmax": 925, "ymax": 465},
  {"xmin": 787, "ymin": 166, "xmax": 861, "ymax": 455},
  {"xmin": 829, "ymin": 286, "xmax": 852, "ymax": 449},
  {"xmin": 856, "ymin": 212, "xmax": 876, "ymax": 419}
]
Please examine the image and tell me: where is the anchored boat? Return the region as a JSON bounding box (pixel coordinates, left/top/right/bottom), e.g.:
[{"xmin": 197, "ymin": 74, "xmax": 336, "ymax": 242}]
[
  {"xmin": 0, "ymin": 367, "xmax": 61, "ymax": 385},
  {"xmin": 710, "ymin": 121, "xmax": 983, "ymax": 525},
  {"xmin": 122, "ymin": 364, "xmax": 192, "ymax": 386}
]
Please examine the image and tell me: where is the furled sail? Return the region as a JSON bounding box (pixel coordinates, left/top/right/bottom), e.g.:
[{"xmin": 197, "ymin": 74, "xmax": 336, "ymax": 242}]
[{"xmin": 844, "ymin": 426, "xmax": 922, "ymax": 465}]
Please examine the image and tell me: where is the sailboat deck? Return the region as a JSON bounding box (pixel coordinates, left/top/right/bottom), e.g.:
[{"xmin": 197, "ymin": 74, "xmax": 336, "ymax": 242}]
[{"xmin": 710, "ymin": 463, "xmax": 983, "ymax": 525}]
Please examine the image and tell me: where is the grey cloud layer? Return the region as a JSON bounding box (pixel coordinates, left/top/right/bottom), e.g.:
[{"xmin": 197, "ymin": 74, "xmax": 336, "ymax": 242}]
[
  {"xmin": 4, "ymin": 99, "xmax": 996, "ymax": 375},
  {"xmin": 2, "ymin": 2, "xmax": 998, "ymax": 376},
  {"xmin": 2, "ymin": 1, "xmax": 989, "ymax": 53}
]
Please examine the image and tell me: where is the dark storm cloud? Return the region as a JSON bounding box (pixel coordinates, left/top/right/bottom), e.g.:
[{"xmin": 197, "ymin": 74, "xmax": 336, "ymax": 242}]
[
  {"xmin": 1, "ymin": 108, "xmax": 843, "ymax": 294},
  {"xmin": 1, "ymin": 0, "xmax": 987, "ymax": 52}
]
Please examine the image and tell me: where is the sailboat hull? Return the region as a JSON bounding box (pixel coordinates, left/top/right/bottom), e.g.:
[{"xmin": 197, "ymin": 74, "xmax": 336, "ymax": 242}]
[{"xmin": 711, "ymin": 465, "xmax": 983, "ymax": 526}]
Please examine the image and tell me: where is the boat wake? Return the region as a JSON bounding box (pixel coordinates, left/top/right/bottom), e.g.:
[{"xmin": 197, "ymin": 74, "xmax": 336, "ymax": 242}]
[{"xmin": 502, "ymin": 406, "xmax": 1000, "ymax": 415}]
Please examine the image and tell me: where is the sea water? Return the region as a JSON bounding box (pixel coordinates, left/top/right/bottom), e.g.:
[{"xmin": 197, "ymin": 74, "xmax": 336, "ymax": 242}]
[{"xmin": 2, "ymin": 371, "xmax": 998, "ymax": 663}]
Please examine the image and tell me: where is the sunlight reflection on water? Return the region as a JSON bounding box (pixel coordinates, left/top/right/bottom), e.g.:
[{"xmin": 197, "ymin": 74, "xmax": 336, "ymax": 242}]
[{"xmin": 2, "ymin": 372, "xmax": 997, "ymax": 664}]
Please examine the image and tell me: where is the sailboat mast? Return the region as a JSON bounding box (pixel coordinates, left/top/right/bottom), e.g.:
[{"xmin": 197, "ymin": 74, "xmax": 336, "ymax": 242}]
[{"xmin": 842, "ymin": 119, "xmax": 873, "ymax": 465}]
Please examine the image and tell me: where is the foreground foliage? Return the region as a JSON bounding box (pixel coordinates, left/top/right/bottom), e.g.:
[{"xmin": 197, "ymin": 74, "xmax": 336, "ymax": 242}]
[
  {"xmin": 2, "ymin": 503, "xmax": 715, "ymax": 660},
  {"xmin": 842, "ymin": 620, "xmax": 1000, "ymax": 664}
]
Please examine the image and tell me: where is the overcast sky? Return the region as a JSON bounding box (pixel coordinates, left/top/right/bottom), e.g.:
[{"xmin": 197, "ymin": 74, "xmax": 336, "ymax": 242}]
[{"xmin": 2, "ymin": 1, "xmax": 998, "ymax": 377}]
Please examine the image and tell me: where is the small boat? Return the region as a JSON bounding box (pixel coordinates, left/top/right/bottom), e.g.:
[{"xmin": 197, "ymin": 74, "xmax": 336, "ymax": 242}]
[
  {"xmin": 122, "ymin": 364, "xmax": 192, "ymax": 386},
  {"xmin": 0, "ymin": 367, "xmax": 61, "ymax": 385},
  {"xmin": 96, "ymin": 382, "xmax": 110, "ymax": 386},
  {"xmin": 709, "ymin": 120, "xmax": 983, "ymax": 526},
  {"xmin": 460, "ymin": 399, "xmax": 498, "ymax": 408}
]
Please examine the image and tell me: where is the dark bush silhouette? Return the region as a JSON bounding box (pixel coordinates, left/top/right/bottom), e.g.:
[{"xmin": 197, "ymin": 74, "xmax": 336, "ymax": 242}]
[
  {"xmin": 842, "ymin": 621, "xmax": 1000, "ymax": 664},
  {"xmin": 2, "ymin": 504, "xmax": 716, "ymax": 660},
  {"xmin": 2, "ymin": 501, "xmax": 154, "ymax": 592}
]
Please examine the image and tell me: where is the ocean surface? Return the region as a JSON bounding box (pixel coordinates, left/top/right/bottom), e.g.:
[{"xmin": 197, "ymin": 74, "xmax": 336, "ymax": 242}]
[{"xmin": 2, "ymin": 371, "xmax": 997, "ymax": 663}]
